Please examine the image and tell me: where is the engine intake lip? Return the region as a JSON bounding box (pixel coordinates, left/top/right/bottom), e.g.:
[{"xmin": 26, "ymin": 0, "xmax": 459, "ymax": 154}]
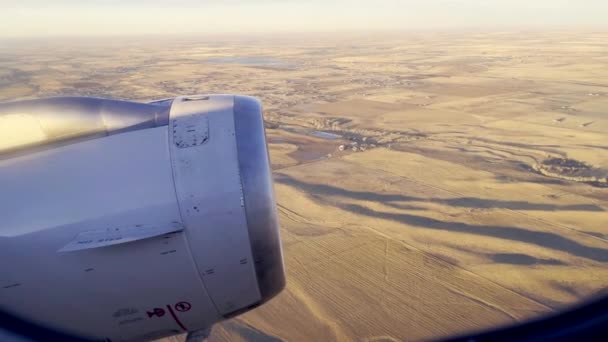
[{"xmin": 233, "ymin": 95, "xmax": 286, "ymax": 306}]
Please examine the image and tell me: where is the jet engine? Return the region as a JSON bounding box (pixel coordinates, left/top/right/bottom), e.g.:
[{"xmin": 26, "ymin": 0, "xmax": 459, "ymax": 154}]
[{"xmin": 0, "ymin": 95, "xmax": 285, "ymax": 341}]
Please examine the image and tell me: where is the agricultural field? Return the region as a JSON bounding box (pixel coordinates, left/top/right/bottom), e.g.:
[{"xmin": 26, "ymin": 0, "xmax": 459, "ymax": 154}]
[{"xmin": 2, "ymin": 30, "xmax": 607, "ymax": 341}]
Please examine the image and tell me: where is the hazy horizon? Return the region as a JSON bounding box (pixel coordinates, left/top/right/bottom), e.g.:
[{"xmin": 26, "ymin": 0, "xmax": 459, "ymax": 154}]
[{"xmin": 1, "ymin": 0, "xmax": 608, "ymax": 38}]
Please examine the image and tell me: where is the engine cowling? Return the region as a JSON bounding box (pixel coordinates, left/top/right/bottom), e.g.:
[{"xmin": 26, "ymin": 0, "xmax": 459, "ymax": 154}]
[{"xmin": 0, "ymin": 95, "xmax": 285, "ymax": 341}]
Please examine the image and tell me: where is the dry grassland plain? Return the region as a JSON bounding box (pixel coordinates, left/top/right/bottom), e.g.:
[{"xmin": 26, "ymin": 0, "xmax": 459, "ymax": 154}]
[{"xmin": 1, "ymin": 31, "xmax": 607, "ymax": 341}]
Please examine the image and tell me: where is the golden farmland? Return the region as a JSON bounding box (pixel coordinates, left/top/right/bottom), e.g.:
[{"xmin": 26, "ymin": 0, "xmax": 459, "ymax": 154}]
[{"xmin": 2, "ymin": 31, "xmax": 607, "ymax": 341}]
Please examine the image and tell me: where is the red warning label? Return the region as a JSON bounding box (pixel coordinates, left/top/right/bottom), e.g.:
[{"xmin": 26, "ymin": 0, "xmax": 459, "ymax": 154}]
[
  {"xmin": 174, "ymin": 301, "xmax": 191, "ymax": 312},
  {"xmin": 146, "ymin": 308, "xmax": 165, "ymax": 318},
  {"xmin": 146, "ymin": 301, "xmax": 192, "ymax": 331}
]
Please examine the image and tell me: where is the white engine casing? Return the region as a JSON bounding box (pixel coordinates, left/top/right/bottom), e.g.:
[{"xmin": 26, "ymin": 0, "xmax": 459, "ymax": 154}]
[{"xmin": 0, "ymin": 95, "xmax": 285, "ymax": 341}]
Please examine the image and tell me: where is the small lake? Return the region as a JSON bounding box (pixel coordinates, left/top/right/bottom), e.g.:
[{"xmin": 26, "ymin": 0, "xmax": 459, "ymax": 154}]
[
  {"xmin": 311, "ymin": 131, "xmax": 342, "ymax": 140},
  {"xmin": 205, "ymin": 56, "xmax": 296, "ymax": 68}
]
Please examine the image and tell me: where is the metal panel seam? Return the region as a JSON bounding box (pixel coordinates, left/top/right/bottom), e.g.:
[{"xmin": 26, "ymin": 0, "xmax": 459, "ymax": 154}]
[{"xmin": 166, "ymin": 96, "xmax": 223, "ymax": 318}]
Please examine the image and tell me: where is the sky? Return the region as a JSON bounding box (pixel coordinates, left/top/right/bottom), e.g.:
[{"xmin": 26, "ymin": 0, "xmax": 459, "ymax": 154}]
[{"xmin": 1, "ymin": 0, "xmax": 607, "ymax": 37}]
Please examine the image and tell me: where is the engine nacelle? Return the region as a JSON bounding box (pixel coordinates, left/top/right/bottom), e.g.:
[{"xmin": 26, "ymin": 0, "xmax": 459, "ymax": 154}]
[{"xmin": 0, "ymin": 95, "xmax": 285, "ymax": 341}]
